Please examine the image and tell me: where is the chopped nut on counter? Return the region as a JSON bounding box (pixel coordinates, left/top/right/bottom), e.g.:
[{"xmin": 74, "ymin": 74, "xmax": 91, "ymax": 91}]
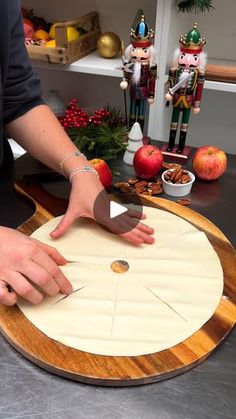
[
  {"xmin": 127, "ymin": 177, "xmax": 139, "ymax": 185},
  {"xmin": 176, "ymin": 198, "xmax": 192, "ymax": 206},
  {"xmin": 134, "ymin": 180, "xmax": 148, "ymax": 189},
  {"xmin": 147, "ymin": 182, "xmax": 163, "ymax": 195},
  {"xmin": 114, "ymin": 181, "xmax": 130, "ymax": 189},
  {"xmin": 114, "ymin": 177, "xmax": 163, "ymax": 196}
]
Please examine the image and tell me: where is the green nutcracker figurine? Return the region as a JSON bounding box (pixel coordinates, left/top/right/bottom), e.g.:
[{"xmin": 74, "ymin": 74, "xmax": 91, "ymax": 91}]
[
  {"xmin": 120, "ymin": 11, "xmax": 157, "ymax": 132},
  {"xmin": 164, "ymin": 23, "xmax": 207, "ymax": 155}
]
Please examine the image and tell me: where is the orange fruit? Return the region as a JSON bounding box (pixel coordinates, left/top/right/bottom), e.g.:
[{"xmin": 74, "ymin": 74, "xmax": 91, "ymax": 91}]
[{"xmin": 34, "ymin": 29, "xmax": 50, "ymax": 41}]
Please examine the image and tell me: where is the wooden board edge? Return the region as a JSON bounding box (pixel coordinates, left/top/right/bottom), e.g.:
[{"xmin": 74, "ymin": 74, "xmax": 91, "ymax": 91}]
[
  {"xmin": 0, "ymin": 293, "xmax": 235, "ymax": 386},
  {"xmin": 0, "ymin": 326, "xmax": 223, "ymax": 386},
  {"xmin": 0, "ymin": 317, "xmax": 234, "ymax": 387},
  {"xmin": 0, "ymin": 182, "xmax": 235, "ymax": 385}
]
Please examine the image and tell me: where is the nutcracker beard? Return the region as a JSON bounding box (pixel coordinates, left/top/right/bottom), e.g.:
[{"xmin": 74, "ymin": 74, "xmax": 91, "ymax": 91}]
[
  {"xmin": 179, "ymin": 68, "xmax": 193, "ymax": 87},
  {"xmin": 131, "ymin": 61, "xmax": 142, "ymax": 85}
]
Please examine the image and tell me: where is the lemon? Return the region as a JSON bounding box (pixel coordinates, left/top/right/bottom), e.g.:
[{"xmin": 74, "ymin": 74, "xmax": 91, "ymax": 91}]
[
  {"xmin": 49, "ymin": 23, "xmax": 79, "ymax": 42},
  {"xmin": 45, "ymin": 39, "xmax": 56, "ymax": 48},
  {"xmin": 66, "ymin": 27, "xmax": 80, "ymax": 42},
  {"xmin": 34, "ymin": 29, "xmax": 50, "ymax": 41},
  {"xmin": 49, "ymin": 23, "xmax": 58, "ymax": 39}
]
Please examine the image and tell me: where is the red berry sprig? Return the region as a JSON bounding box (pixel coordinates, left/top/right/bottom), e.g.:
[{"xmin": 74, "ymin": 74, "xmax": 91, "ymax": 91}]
[
  {"xmin": 89, "ymin": 107, "xmax": 110, "ymax": 125},
  {"xmin": 58, "ymin": 99, "xmax": 110, "ymax": 130},
  {"xmin": 59, "ymin": 99, "xmax": 89, "ymax": 129}
]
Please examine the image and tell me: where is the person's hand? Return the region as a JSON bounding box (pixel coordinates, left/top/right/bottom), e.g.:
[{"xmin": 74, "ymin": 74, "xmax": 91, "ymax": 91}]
[
  {"xmin": 120, "ymin": 80, "xmax": 128, "ymax": 90},
  {"xmin": 51, "ymin": 172, "xmax": 155, "ymax": 245},
  {"xmin": 165, "ymin": 92, "xmax": 173, "ymax": 102},
  {"xmin": 0, "ymin": 227, "xmax": 73, "ymax": 306},
  {"xmin": 193, "ymin": 106, "xmax": 200, "ymax": 114},
  {"xmin": 147, "ymin": 98, "xmax": 155, "ymax": 105}
]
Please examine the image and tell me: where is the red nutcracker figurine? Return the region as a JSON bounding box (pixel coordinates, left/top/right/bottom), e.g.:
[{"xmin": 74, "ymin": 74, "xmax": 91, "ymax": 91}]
[
  {"xmin": 164, "ymin": 23, "xmax": 207, "ymax": 155},
  {"xmin": 120, "ymin": 11, "xmax": 157, "ymax": 132}
]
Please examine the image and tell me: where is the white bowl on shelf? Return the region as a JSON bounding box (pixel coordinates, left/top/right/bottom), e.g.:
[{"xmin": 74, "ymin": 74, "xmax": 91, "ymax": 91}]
[{"xmin": 161, "ymin": 169, "xmax": 195, "ymax": 197}]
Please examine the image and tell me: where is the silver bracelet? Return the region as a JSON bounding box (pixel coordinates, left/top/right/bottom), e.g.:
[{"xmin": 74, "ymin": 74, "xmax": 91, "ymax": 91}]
[
  {"xmin": 59, "ymin": 151, "xmax": 86, "ymax": 177},
  {"xmin": 69, "ymin": 166, "xmax": 99, "ymax": 183}
]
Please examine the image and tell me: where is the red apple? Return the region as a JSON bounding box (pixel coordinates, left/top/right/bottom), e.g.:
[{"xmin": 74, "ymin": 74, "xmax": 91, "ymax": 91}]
[
  {"xmin": 89, "ymin": 158, "xmax": 113, "ymax": 190},
  {"xmin": 24, "ymin": 24, "xmax": 35, "ymax": 40},
  {"xmin": 192, "ymin": 145, "xmax": 227, "ymax": 181},
  {"xmin": 133, "ymin": 145, "xmax": 163, "ymax": 180},
  {"xmin": 23, "ymin": 17, "xmax": 35, "ymax": 29}
]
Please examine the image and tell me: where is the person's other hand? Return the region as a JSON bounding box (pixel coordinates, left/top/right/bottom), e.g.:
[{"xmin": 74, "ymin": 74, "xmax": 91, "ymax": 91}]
[
  {"xmin": 51, "ymin": 172, "xmax": 155, "ymax": 245},
  {"xmin": 0, "ymin": 227, "xmax": 72, "ymax": 306},
  {"xmin": 165, "ymin": 92, "xmax": 173, "ymax": 101},
  {"xmin": 120, "ymin": 80, "xmax": 128, "ymax": 90},
  {"xmin": 193, "ymin": 107, "xmax": 200, "ymax": 114}
]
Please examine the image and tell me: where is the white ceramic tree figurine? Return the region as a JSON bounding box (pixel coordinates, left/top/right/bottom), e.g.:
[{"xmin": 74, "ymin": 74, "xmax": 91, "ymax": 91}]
[{"xmin": 123, "ymin": 122, "xmax": 143, "ymax": 166}]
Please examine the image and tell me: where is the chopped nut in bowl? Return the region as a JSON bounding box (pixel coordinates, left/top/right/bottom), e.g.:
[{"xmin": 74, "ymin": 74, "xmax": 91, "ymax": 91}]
[{"xmin": 161, "ymin": 168, "xmax": 195, "ymax": 197}]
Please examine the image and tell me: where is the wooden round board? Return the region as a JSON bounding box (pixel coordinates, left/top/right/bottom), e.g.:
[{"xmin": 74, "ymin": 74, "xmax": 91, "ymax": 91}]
[{"xmin": 0, "ymin": 178, "xmax": 235, "ymax": 386}]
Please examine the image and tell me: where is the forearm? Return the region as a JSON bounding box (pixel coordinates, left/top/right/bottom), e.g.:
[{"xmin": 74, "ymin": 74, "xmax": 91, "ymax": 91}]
[
  {"xmin": 5, "ymin": 104, "xmax": 89, "ymax": 177},
  {"xmin": 5, "ymin": 103, "xmax": 155, "ymax": 247}
]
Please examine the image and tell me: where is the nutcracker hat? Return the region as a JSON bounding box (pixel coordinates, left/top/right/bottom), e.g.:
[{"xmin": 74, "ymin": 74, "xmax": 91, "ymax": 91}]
[
  {"xmin": 179, "ymin": 23, "xmax": 206, "ymax": 54},
  {"xmin": 130, "ymin": 9, "xmax": 154, "ymax": 48}
]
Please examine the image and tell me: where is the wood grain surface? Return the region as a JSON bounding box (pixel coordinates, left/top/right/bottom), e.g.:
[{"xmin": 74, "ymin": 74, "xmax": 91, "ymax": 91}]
[
  {"xmin": 206, "ymin": 63, "xmax": 236, "ymax": 83},
  {"xmin": 0, "ymin": 178, "xmax": 235, "ymax": 386}
]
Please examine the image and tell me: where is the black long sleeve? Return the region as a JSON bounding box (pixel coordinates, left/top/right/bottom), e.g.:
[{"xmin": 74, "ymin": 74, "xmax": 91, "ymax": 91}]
[
  {"xmin": 0, "ymin": 0, "xmax": 43, "ymax": 123},
  {"xmin": 0, "ymin": 0, "xmax": 44, "ymax": 164}
]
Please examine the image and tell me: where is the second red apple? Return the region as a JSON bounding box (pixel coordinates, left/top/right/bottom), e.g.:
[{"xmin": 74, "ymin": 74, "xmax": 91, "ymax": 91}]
[
  {"xmin": 133, "ymin": 145, "xmax": 163, "ymax": 180},
  {"xmin": 192, "ymin": 145, "xmax": 227, "ymax": 181},
  {"xmin": 89, "ymin": 158, "xmax": 113, "ymax": 190}
]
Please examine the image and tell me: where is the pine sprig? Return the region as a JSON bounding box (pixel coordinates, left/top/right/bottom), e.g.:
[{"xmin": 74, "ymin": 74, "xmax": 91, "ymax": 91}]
[
  {"xmin": 66, "ymin": 115, "xmax": 128, "ymax": 160},
  {"xmin": 176, "ymin": 0, "xmax": 214, "ymax": 12},
  {"xmin": 59, "ymin": 102, "xmax": 129, "ymax": 160},
  {"xmin": 103, "ymin": 105, "xmax": 126, "ymax": 127}
]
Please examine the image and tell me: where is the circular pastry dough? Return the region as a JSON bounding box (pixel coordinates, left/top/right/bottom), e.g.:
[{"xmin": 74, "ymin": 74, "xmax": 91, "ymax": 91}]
[{"xmin": 18, "ymin": 206, "xmax": 223, "ymax": 356}]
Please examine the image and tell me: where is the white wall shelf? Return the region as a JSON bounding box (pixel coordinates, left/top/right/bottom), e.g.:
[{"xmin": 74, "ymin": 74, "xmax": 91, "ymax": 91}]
[
  {"xmin": 33, "ymin": 53, "xmax": 236, "ymax": 93},
  {"xmin": 33, "ymin": 52, "xmax": 123, "ymax": 77},
  {"xmin": 204, "ymin": 80, "xmax": 236, "ymax": 93}
]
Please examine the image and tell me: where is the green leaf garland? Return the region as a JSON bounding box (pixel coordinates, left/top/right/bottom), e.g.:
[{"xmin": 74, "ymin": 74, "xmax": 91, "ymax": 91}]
[{"xmin": 176, "ymin": 0, "xmax": 214, "ymax": 12}]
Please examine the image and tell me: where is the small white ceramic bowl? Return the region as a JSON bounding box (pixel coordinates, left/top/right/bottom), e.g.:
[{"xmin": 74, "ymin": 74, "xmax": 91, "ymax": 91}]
[{"xmin": 161, "ymin": 169, "xmax": 195, "ymax": 197}]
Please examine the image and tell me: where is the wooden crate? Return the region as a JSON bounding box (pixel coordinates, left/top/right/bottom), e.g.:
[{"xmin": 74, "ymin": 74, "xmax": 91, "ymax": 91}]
[{"xmin": 26, "ymin": 12, "xmax": 100, "ymax": 65}]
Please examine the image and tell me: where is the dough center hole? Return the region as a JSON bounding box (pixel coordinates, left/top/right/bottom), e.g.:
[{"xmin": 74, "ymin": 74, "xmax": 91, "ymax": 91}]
[{"xmin": 111, "ymin": 260, "xmax": 129, "ymax": 274}]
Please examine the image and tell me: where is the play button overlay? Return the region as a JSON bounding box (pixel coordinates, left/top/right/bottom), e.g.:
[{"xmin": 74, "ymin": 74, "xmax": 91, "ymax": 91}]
[
  {"xmin": 93, "ymin": 190, "xmax": 143, "ymax": 235},
  {"xmin": 110, "ymin": 201, "xmax": 127, "ymax": 219}
]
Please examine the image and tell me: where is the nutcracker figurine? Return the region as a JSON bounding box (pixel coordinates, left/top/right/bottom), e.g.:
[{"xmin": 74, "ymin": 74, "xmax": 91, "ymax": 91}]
[
  {"xmin": 164, "ymin": 23, "xmax": 207, "ymax": 155},
  {"xmin": 120, "ymin": 11, "xmax": 157, "ymax": 132}
]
